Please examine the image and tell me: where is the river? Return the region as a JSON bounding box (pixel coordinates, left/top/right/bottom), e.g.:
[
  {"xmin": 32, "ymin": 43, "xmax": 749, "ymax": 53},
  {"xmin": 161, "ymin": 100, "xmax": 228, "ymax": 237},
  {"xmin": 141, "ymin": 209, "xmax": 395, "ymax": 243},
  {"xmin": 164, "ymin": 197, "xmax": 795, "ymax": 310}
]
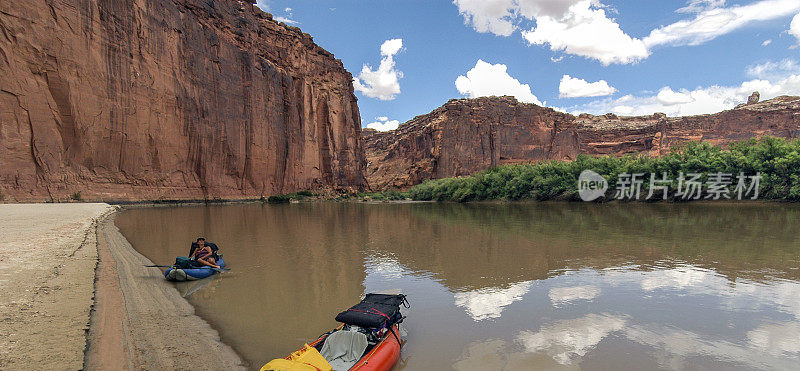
[{"xmin": 116, "ymin": 202, "xmax": 800, "ymax": 370}]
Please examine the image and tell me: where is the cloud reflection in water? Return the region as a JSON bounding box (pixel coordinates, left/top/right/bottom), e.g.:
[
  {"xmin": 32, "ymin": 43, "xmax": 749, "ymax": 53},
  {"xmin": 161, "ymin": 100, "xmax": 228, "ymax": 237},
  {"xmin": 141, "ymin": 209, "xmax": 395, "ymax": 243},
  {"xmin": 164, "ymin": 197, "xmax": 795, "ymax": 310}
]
[
  {"xmin": 548, "ymin": 285, "xmax": 601, "ymax": 307},
  {"xmin": 456, "ymin": 263, "xmax": 800, "ymax": 368},
  {"xmin": 454, "ymin": 281, "xmax": 534, "ymax": 321},
  {"xmin": 517, "ymin": 314, "xmax": 627, "ymax": 365}
]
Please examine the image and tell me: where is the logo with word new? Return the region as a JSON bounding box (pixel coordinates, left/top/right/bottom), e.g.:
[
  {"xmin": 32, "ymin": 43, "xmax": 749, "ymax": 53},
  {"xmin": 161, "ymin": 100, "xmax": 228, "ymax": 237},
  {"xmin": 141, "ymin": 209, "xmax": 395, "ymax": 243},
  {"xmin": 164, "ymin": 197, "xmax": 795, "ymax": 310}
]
[{"xmin": 578, "ymin": 170, "xmax": 608, "ymax": 201}]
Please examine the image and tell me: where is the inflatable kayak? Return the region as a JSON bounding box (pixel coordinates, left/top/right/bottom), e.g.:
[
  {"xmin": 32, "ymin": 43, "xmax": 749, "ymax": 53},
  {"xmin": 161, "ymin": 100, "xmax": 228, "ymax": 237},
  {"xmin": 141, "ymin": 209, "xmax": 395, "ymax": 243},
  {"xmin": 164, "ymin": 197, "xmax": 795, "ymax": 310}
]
[
  {"xmin": 164, "ymin": 258, "xmax": 225, "ymax": 281},
  {"xmin": 261, "ymin": 293, "xmax": 408, "ymax": 371}
]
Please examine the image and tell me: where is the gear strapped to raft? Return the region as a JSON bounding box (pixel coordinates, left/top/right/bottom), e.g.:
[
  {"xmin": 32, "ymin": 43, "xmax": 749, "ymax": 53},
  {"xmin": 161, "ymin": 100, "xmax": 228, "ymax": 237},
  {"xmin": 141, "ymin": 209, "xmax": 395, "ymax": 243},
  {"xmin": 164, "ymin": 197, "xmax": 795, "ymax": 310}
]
[
  {"xmin": 260, "ymin": 294, "xmax": 410, "ymax": 371},
  {"xmin": 331, "ymin": 293, "xmax": 409, "ymax": 353},
  {"xmin": 334, "ymin": 294, "xmax": 409, "ymax": 329},
  {"xmin": 173, "ymin": 256, "xmax": 197, "ymax": 269}
]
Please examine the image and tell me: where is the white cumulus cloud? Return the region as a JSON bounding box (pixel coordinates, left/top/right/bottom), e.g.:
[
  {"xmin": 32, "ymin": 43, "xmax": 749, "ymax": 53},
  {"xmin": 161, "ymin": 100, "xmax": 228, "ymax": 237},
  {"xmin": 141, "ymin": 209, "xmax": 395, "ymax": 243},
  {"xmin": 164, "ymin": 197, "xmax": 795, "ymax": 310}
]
[
  {"xmin": 365, "ymin": 116, "xmax": 400, "ymax": 132},
  {"xmin": 612, "ymin": 105, "xmax": 635, "ymax": 115},
  {"xmin": 454, "ymin": 0, "xmax": 648, "ymax": 65},
  {"xmin": 380, "ymin": 38, "xmax": 403, "ymax": 56},
  {"xmin": 455, "ymin": 60, "xmax": 542, "ymax": 105},
  {"xmin": 453, "ymin": 0, "xmax": 517, "ymax": 36},
  {"xmin": 644, "ymin": 0, "xmax": 800, "ymax": 48},
  {"xmin": 559, "ymin": 75, "xmax": 616, "ymax": 97},
  {"xmin": 517, "ymin": 0, "xmax": 585, "ymax": 19},
  {"xmin": 566, "ymin": 63, "xmax": 800, "ymax": 117},
  {"xmin": 791, "ymin": 13, "xmax": 800, "ymax": 44},
  {"xmin": 353, "ymin": 39, "xmax": 404, "ymax": 101},
  {"xmin": 521, "ymin": 0, "xmax": 650, "ymax": 65},
  {"xmin": 656, "ymin": 87, "xmax": 695, "ymax": 105},
  {"xmin": 453, "ymin": 0, "xmax": 800, "ymax": 65}
]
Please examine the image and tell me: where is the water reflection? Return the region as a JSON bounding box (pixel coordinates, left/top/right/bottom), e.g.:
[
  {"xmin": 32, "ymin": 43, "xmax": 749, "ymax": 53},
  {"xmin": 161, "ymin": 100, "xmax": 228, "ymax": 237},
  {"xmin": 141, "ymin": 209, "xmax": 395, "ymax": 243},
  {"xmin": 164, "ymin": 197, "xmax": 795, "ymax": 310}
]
[
  {"xmin": 548, "ymin": 286, "xmax": 601, "ymax": 307},
  {"xmin": 747, "ymin": 321, "xmax": 800, "ymax": 356},
  {"xmin": 454, "ymin": 281, "xmax": 534, "ymax": 321},
  {"xmin": 518, "ymin": 313, "xmax": 627, "ymax": 365},
  {"xmin": 116, "ymin": 202, "xmax": 800, "ymax": 370}
]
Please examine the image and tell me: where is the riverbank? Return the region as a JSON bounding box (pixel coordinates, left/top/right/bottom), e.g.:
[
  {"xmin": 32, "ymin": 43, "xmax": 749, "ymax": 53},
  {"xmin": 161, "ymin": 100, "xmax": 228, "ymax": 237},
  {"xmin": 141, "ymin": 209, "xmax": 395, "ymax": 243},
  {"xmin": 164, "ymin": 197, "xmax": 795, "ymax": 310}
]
[
  {"xmin": 0, "ymin": 203, "xmax": 243, "ymax": 369},
  {"xmin": 402, "ymin": 137, "xmax": 800, "ymax": 202},
  {"xmin": 86, "ymin": 211, "xmax": 243, "ymax": 369},
  {"xmin": 0, "ymin": 203, "xmax": 114, "ymax": 369}
]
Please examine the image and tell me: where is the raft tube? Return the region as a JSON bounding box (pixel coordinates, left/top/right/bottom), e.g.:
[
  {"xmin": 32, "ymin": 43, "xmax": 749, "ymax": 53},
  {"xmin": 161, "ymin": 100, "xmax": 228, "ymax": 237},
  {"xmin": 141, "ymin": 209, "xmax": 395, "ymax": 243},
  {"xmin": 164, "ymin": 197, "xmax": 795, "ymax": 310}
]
[
  {"xmin": 349, "ymin": 324, "xmax": 401, "ymax": 371},
  {"xmin": 164, "ymin": 258, "xmax": 225, "ymax": 281},
  {"xmin": 261, "ymin": 324, "xmax": 402, "ymax": 371}
]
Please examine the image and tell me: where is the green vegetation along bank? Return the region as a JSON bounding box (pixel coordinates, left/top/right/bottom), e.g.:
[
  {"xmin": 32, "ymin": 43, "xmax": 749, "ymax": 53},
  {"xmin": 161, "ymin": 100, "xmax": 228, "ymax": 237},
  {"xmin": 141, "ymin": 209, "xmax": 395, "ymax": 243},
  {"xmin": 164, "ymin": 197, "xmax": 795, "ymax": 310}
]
[{"xmin": 403, "ymin": 137, "xmax": 800, "ymax": 202}]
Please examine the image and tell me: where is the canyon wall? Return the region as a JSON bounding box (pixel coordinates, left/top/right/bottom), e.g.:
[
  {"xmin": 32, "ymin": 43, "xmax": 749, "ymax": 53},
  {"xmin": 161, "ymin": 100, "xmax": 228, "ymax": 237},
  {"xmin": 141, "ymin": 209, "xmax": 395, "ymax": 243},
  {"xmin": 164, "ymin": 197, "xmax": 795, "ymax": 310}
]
[
  {"xmin": 364, "ymin": 96, "xmax": 800, "ymax": 190},
  {"xmin": 0, "ymin": 0, "xmax": 366, "ymax": 202}
]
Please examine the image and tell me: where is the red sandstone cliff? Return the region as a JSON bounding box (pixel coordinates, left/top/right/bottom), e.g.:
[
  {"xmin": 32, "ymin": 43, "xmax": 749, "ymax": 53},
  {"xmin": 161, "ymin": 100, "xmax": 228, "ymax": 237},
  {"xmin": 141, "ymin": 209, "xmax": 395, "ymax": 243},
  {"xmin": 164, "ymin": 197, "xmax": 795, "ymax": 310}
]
[
  {"xmin": 364, "ymin": 96, "xmax": 800, "ymax": 190},
  {"xmin": 0, "ymin": 0, "xmax": 366, "ymax": 202}
]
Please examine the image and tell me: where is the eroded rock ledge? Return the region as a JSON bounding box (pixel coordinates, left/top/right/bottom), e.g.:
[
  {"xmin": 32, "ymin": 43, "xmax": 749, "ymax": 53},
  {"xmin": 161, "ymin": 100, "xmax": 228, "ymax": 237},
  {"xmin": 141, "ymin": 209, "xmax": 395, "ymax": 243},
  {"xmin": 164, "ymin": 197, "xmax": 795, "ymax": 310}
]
[{"xmin": 363, "ymin": 96, "xmax": 800, "ymax": 190}]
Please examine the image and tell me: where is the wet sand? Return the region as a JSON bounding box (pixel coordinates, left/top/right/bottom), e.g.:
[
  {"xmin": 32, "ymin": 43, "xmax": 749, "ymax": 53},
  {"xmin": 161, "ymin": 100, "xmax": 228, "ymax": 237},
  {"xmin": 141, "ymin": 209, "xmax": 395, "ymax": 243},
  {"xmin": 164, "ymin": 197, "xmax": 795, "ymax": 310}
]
[
  {"xmin": 85, "ymin": 212, "xmax": 243, "ymax": 369},
  {"xmin": 0, "ymin": 203, "xmax": 243, "ymax": 370}
]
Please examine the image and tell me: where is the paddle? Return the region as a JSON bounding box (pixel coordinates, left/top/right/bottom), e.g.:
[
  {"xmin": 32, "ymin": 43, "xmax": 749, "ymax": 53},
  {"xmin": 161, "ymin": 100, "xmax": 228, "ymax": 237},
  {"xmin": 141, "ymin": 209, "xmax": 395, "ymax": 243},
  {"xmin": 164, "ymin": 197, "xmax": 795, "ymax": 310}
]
[{"xmin": 144, "ymin": 264, "xmax": 230, "ymax": 272}]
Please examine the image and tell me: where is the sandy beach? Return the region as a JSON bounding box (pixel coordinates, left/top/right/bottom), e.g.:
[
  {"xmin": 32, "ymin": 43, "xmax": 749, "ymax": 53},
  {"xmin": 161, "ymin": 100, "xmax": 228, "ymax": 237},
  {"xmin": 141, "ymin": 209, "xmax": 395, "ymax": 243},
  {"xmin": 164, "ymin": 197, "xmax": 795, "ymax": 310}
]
[
  {"xmin": 0, "ymin": 203, "xmax": 243, "ymax": 370},
  {"xmin": 0, "ymin": 203, "xmax": 113, "ymax": 368}
]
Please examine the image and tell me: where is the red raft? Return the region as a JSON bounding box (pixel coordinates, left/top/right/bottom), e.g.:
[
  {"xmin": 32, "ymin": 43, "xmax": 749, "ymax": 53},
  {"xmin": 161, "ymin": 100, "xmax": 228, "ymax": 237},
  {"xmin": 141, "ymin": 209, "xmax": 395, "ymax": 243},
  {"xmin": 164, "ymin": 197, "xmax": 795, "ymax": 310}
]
[
  {"xmin": 349, "ymin": 324, "xmax": 401, "ymax": 371},
  {"xmin": 261, "ymin": 294, "xmax": 408, "ymax": 371}
]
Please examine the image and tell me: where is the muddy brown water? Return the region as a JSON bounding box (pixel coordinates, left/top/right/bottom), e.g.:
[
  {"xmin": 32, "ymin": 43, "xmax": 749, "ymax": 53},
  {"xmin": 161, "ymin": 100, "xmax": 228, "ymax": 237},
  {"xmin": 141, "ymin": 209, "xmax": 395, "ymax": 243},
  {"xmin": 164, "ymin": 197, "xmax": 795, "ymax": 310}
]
[{"xmin": 116, "ymin": 202, "xmax": 800, "ymax": 370}]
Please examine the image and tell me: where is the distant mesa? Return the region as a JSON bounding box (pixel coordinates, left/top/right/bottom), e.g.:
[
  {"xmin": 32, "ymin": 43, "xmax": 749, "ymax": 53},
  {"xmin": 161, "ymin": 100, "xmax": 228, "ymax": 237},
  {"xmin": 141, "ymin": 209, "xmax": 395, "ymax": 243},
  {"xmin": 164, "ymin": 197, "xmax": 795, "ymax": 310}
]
[{"xmin": 364, "ymin": 95, "xmax": 800, "ymax": 191}]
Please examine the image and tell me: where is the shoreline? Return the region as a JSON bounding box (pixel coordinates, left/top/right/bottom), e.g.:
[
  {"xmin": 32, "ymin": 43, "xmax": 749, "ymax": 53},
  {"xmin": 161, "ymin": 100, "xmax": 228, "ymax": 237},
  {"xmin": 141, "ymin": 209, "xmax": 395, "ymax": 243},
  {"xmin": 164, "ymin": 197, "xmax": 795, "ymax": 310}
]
[
  {"xmin": 0, "ymin": 203, "xmax": 244, "ymax": 369},
  {"xmin": 2, "ymin": 200, "xmax": 788, "ymax": 368},
  {"xmin": 0, "ymin": 203, "xmax": 115, "ymax": 369},
  {"xmin": 85, "ymin": 209, "xmax": 244, "ymax": 369}
]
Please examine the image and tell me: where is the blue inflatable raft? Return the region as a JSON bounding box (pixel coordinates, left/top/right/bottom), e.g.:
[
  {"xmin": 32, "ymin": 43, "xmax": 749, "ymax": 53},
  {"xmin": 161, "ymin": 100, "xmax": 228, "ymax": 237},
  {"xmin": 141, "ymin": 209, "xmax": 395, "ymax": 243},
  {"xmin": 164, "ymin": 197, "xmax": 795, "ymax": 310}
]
[{"xmin": 165, "ymin": 258, "xmax": 225, "ymax": 281}]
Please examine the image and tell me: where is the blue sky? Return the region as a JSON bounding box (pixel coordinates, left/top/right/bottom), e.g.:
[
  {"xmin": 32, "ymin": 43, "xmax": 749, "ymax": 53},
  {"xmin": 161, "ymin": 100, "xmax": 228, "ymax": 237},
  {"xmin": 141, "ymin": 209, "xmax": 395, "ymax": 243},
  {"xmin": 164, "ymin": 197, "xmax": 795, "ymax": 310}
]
[{"xmin": 254, "ymin": 1, "xmax": 800, "ymax": 130}]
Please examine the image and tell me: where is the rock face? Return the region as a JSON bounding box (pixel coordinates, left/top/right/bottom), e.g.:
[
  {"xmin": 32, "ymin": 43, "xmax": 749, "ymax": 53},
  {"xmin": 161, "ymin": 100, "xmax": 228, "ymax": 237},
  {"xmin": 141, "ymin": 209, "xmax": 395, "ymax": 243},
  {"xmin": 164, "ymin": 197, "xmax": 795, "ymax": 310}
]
[
  {"xmin": 364, "ymin": 96, "xmax": 800, "ymax": 190},
  {"xmin": 748, "ymin": 91, "xmax": 760, "ymax": 105},
  {"xmin": 0, "ymin": 0, "xmax": 366, "ymax": 202},
  {"xmin": 363, "ymin": 97, "xmax": 576, "ymax": 189}
]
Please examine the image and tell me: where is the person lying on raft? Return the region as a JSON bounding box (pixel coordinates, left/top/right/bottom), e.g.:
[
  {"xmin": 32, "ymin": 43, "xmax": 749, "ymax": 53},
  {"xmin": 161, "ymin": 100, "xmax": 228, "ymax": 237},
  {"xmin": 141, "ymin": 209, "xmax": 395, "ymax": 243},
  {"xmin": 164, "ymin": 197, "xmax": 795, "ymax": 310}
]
[{"xmin": 190, "ymin": 237, "xmax": 220, "ymax": 269}]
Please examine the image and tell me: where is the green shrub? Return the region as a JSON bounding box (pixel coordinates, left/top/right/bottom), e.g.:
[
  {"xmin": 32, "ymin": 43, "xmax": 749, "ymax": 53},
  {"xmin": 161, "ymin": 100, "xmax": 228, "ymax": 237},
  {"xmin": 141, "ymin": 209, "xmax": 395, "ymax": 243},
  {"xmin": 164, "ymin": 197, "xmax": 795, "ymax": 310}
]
[
  {"xmin": 71, "ymin": 192, "xmax": 82, "ymax": 201},
  {"xmin": 406, "ymin": 137, "xmax": 800, "ymax": 202},
  {"xmin": 267, "ymin": 190, "xmax": 315, "ymax": 204},
  {"xmin": 267, "ymin": 195, "xmax": 291, "ymax": 204}
]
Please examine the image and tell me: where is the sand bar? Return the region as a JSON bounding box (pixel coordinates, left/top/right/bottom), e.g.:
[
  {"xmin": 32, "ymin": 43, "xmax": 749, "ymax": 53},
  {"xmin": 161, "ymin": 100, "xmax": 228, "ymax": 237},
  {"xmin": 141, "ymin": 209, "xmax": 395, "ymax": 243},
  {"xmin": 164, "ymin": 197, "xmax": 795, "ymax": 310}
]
[
  {"xmin": 0, "ymin": 203, "xmax": 114, "ymax": 369},
  {"xmin": 0, "ymin": 203, "xmax": 244, "ymax": 370},
  {"xmin": 85, "ymin": 213, "xmax": 244, "ymax": 369}
]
